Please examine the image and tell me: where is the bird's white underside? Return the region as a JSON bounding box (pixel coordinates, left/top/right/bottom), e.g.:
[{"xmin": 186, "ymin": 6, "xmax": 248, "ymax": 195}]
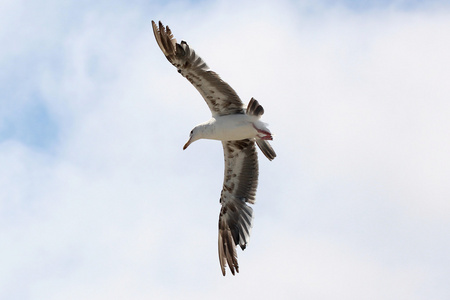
[{"xmin": 198, "ymin": 114, "xmax": 269, "ymax": 141}]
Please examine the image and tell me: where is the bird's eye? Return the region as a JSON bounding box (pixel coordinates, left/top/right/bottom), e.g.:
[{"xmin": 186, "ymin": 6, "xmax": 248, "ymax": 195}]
[{"xmin": 190, "ymin": 130, "xmax": 193, "ymax": 135}]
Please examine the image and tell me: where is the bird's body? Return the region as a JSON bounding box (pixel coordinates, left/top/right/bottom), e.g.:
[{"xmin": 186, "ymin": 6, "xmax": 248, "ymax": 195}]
[
  {"xmin": 190, "ymin": 114, "xmax": 271, "ymax": 142},
  {"xmin": 152, "ymin": 20, "xmax": 276, "ymax": 276}
]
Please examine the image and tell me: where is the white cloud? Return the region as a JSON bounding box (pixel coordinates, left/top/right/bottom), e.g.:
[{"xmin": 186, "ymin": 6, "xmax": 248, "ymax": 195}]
[{"xmin": 1, "ymin": 0, "xmax": 450, "ymax": 299}]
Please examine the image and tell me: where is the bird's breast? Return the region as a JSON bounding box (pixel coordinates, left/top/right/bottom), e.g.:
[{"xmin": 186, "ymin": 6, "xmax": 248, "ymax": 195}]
[{"xmin": 207, "ymin": 115, "xmax": 259, "ymax": 141}]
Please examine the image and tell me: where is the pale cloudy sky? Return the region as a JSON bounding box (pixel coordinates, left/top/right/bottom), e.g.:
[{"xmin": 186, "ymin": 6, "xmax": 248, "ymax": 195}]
[{"xmin": 1, "ymin": 0, "xmax": 450, "ymax": 299}]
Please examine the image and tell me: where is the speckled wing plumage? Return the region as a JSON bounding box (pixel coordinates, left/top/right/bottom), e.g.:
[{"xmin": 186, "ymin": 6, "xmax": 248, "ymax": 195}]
[
  {"xmin": 152, "ymin": 21, "xmax": 245, "ymax": 116},
  {"xmin": 218, "ymin": 139, "xmax": 258, "ymax": 275},
  {"xmin": 152, "ymin": 20, "xmax": 270, "ymax": 276}
]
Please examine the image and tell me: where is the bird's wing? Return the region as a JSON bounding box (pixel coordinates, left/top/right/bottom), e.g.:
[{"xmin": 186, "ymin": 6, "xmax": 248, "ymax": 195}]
[
  {"xmin": 152, "ymin": 20, "xmax": 245, "ymax": 116},
  {"xmin": 218, "ymin": 139, "xmax": 258, "ymax": 275}
]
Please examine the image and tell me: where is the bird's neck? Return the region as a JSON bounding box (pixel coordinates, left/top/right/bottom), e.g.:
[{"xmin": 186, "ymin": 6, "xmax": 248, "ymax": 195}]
[{"xmin": 197, "ymin": 119, "xmax": 216, "ymax": 139}]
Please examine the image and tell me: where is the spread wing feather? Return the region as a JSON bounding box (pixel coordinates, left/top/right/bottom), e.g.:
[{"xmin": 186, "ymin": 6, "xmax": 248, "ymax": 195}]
[
  {"xmin": 152, "ymin": 21, "xmax": 245, "ymax": 116},
  {"xmin": 152, "ymin": 21, "xmax": 269, "ymax": 276},
  {"xmin": 218, "ymin": 139, "xmax": 258, "ymax": 275}
]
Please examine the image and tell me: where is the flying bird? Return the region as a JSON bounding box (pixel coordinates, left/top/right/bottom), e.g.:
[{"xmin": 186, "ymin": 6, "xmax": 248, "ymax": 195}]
[{"xmin": 152, "ymin": 20, "xmax": 276, "ymax": 276}]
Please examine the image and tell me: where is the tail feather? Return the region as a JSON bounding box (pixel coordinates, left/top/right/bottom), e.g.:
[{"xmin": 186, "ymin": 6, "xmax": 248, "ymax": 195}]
[
  {"xmin": 246, "ymin": 98, "xmax": 264, "ymax": 117},
  {"xmin": 247, "ymin": 98, "xmax": 277, "ymax": 161},
  {"xmin": 256, "ymin": 139, "xmax": 276, "ymax": 161}
]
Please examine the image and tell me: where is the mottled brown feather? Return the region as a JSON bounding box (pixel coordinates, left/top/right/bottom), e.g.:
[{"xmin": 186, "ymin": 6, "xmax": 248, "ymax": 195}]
[
  {"xmin": 152, "ymin": 21, "xmax": 276, "ymax": 276},
  {"xmin": 218, "ymin": 139, "xmax": 258, "ymax": 275},
  {"xmin": 152, "ymin": 20, "xmax": 245, "ymax": 116}
]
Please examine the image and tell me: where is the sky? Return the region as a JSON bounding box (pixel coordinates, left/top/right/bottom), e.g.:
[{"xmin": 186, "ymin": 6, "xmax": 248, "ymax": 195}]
[{"xmin": 1, "ymin": 0, "xmax": 450, "ymax": 299}]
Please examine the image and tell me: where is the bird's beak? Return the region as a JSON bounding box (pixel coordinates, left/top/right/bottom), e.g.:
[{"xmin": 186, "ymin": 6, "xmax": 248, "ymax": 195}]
[{"xmin": 183, "ymin": 138, "xmax": 192, "ymax": 150}]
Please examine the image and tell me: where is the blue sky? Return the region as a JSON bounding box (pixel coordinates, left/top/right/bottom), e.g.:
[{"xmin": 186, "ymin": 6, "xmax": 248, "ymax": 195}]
[{"xmin": 1, "ymin": 0, "xmax": 450, "ymax": 299}]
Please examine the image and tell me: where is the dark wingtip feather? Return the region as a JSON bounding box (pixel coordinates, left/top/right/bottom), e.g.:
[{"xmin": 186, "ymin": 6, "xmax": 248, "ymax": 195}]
[
  {"xmin": 218, "ymin": 194, "xmax": 254, "ymax": 276},
  {"xmin": 218, "ymin": 228, "xmax": 239, "ymax": 276},
  {"xmin": 151, "ymin": 20, "xmax": 176, "ymax": 58}
]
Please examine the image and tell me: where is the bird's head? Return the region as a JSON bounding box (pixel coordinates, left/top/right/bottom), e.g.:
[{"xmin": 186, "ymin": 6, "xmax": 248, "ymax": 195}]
[{"xmin": 183, "ymin": 127, "xmax": 202, "ymax": 150}]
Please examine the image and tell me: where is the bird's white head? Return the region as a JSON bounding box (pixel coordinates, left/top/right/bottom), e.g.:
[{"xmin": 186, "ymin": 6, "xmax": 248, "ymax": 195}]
[{"xmin": 183, "ymin": 126, "xmax": 202, "ymax": 150}]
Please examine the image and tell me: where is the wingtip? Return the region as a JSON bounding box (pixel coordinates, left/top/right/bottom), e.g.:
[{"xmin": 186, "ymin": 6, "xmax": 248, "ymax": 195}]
[
  {"xmin": 151, "ymin": 20, "xmax": 158, "ymax": 35},
  {"xmin": 218, "ymin": 227, "xmax": 240, "ymax": 276},
  {"xmin": 152, "ymin": 20, "xmax": 176, "ymax": 57}
]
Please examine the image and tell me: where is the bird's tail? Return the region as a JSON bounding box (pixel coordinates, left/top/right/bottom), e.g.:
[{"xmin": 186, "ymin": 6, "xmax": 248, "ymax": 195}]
[
  {"xmin": 246, "ymin": 97, "xmax": 264, "ymax": 118},
  {"xmin": 246, "ymin": 98, "xmax": 277, "ymax": 161},
  {"xmin": 256, "ymin": 139, "xmax": 276, "ymax": 161}
]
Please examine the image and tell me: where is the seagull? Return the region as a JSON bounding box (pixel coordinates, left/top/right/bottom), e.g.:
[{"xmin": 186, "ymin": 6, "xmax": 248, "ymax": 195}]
[{"xmin": 152, "ymin": 20, "xmax": 276, "ymax": 276}]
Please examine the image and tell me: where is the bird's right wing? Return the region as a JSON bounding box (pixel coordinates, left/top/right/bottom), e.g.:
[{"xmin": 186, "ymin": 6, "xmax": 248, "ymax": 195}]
[{"xmin": 152, "ymin": 20, "xmax": 245, "ymax": 116}]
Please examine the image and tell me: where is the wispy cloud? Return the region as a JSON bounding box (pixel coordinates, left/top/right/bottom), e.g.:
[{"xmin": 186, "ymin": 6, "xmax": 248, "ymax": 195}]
[{"xmin": 1, "ymin": 0, "xmax": 450, "ymax": 299}]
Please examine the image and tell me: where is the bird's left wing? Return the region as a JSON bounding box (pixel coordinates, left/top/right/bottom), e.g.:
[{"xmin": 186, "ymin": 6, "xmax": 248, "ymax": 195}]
[
  {"xmin": 152, "ymin": 20, "xmax": 245, "ymax": 116},
  {"xmin": 218, "ymin": 139, "xmax": 259, "ymax": 275}
]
